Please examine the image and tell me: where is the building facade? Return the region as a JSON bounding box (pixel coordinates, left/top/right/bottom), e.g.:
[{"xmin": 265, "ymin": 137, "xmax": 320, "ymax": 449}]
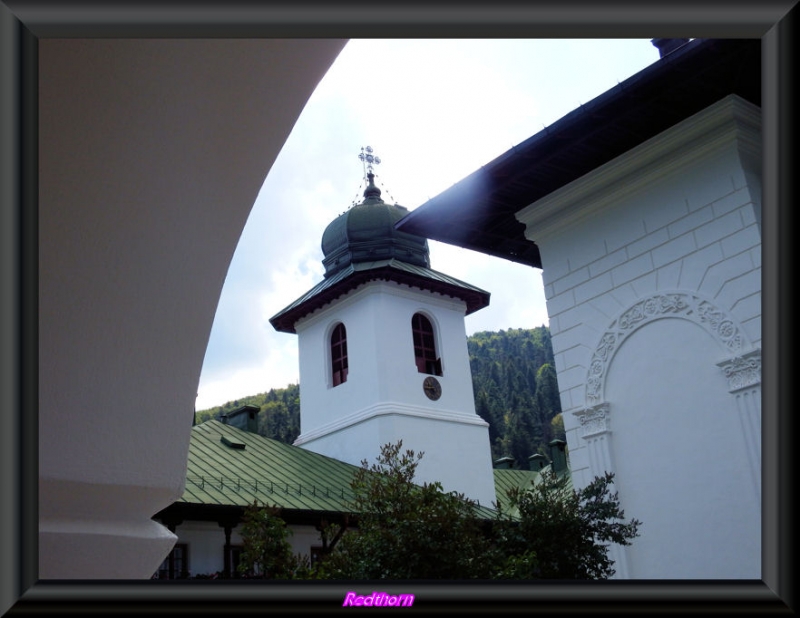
[
  {"xmin": 516, "ymin": 94, "xmax": 762, "ymax": 578},
  {"xmin": 396, "ymin": 38, "xmax": 763, "ymax": 579}
]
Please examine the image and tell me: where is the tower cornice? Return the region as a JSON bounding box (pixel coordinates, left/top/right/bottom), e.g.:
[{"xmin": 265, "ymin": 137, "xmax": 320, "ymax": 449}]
[{"xmin": 269, "ymin": 259, "xmax": 490, "ymax": 334}]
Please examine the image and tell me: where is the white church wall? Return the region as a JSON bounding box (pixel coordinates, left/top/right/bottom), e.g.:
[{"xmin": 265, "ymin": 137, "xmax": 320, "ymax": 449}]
[
  {"xmin": 168, "ymin": 521, "xmax": 322, "ymax": 578},
  {"xmin": 296, "ymin": 280, "xmax": 480, "ymax": 433},
  {"xmin": 605, "ymin": 318, "xmax": 760, "ymax": 578},
  {"xmin": 293, "ymin": 279, "xmax": 496, "ymax": 506},
  {"xmin": 288, "ymin": 525, "xmax": 324, "ymax": 558},
  {"xmin": 172, "ymin": 521, "xmax": 240, "ymax": 577},
  {"xmin": 516, "ymin": 95, "xmax": 761, "ymax": 578},
  {"xmin": 297, "ymin": 412, "xmax": 497, "ymax": 507}
]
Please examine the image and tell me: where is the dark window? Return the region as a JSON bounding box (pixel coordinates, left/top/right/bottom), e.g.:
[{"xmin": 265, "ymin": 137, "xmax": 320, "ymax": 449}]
[
  {"xmin": 331, "ymin": 323, "xmax": 348, "ymax": 386},
  {"xmin": 155, "ymin": 543, "xmax": 188, "ymax": 579},
  {"xmin": 412, "ymin": 313, "xmax": 442, "ymax": 376}
]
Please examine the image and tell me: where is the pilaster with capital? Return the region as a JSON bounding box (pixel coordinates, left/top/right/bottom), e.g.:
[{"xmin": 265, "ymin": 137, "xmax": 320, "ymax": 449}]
[
  {"xmin": 574, "ymin": 402, "xmax": 615, "ymax": 478},
  {"xmin": 717, "ymin": 349, "xmax": 761, "ymax": 497}
]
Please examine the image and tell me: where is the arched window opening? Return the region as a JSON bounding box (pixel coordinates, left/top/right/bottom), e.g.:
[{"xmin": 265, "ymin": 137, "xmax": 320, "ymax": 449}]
[
  {"xmin": 331, "ymin": 323, "xmax": 348, "ymax": 386},
  {"xmin": 412, "ymin": 313, "xmax": 442, "ymax": 376}
]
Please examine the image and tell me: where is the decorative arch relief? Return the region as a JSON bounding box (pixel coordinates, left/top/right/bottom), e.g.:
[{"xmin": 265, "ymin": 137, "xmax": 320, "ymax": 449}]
[{"xmin": 585, "ymin": 292, "xmax": 753, "ymax": 404}]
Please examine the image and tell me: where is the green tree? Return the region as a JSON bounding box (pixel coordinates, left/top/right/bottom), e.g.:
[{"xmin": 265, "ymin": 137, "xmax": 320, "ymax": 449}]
[
  {"xmin": 550, "ymin": 413, "xmax": 566, "ymax": 442},
  {"xmin": 236, "ymin": 501, "xmax": 308, "ymax": 579},
  {"xmin": 316, "ymin": 441, "xmax": 494, "ymax": 579},
  {"xmin": 534, "ymin": 363, "xmax": 561, "ymax": 420},
  {"xmin": 467, "ymin": 327, "xmax": 559, "ymax": 462},
  {"xmin": 493, "ymin": 471, "xmax": 640, "ymax": 579}
]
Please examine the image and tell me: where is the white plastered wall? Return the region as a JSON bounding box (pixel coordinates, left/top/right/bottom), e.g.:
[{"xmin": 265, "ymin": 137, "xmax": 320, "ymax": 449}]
[
  {"xmin": 38, "ymin": 39, "xmax": 346, "ymax": 579},
  {"xmin": 516, "ymin": 95, "xmax": 762, "ymax": 579},
  {"xmin": 168, "ymin": 521, "xmax": 322, "ymax": 578},
  {"xmin": 293, "ymin": 280, "xmax": 496, "ymax": 507}
]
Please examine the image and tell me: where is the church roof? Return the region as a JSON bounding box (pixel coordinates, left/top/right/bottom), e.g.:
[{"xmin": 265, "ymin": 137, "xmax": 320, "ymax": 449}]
[
  {"xmin": 178, "ymin": 420, "xmax": 359, "ymax": 514},
  {"xmin": 157, "ymin": 420, "xmax": 511, "ymax": 522},
  {"xmin": 269, "ymin": 166, "xmax": 491, "ymax": 334},
  {"xmin": 269, "ymin": 257, "xmax": 490, "ymax": 334},
  {"xmin": 320, "ymin": 172, "xmax": 431, "ymax": 278},
  {"xmin": 394, "ymin": 38, "xmax": 761, "ymax": 268}
]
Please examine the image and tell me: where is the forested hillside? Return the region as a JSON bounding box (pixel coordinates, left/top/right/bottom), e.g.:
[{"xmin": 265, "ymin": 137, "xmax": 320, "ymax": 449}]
[
  {"xmin": 194, "ymin": 384, "xmax": 301, "ymax": 444},
  {"xmin": 468, "ymin": 327, "xmax": 564, "ymax": 466},
  {"xmin": 195, "ymin": 327, "xmax": 563, "ymax": 468}
]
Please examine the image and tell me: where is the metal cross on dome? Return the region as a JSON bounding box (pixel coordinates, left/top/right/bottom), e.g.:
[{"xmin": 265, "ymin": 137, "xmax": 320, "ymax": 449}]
[{"xmin": 358, "ymin": 146, "xmax": 381, "ymax": 180}]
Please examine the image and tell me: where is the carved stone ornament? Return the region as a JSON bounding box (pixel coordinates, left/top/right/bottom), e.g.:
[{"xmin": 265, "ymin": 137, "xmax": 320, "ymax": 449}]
[
  {"xmin": 575, "ymin": 403, "xmax": 611, "ymax": 439},
  {"xmin": 586, "ymin": 292, "xmax": 750, "ymax": 404},
  {"xmin": 717, "ymin": 349, "xmax": 761, "ymax": 393}
]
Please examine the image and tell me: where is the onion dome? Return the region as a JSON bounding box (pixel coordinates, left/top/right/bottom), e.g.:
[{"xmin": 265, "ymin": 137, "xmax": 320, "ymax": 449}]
[
  {"xmin": 321, "ymin": 172, "xmax": 430, "ymax": 278},
  {"xmin": 270, "ymin": 168, "xmax": 490, "ymax": 334}
]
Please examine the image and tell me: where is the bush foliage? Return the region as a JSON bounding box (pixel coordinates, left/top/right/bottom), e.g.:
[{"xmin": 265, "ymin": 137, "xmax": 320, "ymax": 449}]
[{"xmin": 237, "ymin": 441, "xmax": 640, "ymax": 580}]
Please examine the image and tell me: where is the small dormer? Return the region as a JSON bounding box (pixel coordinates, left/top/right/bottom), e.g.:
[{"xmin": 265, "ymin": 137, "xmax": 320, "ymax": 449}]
[
  {"xmin": 220, "ymin": 404, "xmax": 259, "ymax": 434},
  {"xmin": 493, "ymin": 456, "xmax": 515, "ymax": 470},
  {"xmin": 528, "ymin": 453, "xmax": 549, "ymax": 471}
]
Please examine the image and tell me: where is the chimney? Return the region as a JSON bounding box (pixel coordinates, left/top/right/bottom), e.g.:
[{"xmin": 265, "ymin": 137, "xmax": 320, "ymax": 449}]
[
  {"xmin": 528, "ymin": 453, "xmax": 549, "ymax": 471},
  {"xmin": 548, "ymin": 439, "xmax": 569, "ymax": 474},
  {"xmin": 221, "ymin": 404, "xmax": 260, "ymax": 433},
  {"xmin": 651, "ymin": 38, "xmax": 691, "ymax": 58},
  {"xmin": 493, "ymin": 456, "xmax": 515, "ymax": 470}
]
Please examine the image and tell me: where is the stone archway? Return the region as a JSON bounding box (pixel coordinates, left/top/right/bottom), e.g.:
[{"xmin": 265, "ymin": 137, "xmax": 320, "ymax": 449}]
[{"xmin": 573, "ymin": 291, "xmax": 761, "ymax": 578}]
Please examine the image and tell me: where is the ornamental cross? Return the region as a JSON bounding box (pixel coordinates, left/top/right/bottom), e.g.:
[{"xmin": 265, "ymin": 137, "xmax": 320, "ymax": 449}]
[{"xmin": 358, "ymin": 145, "xmax": 381, "ymax": 180}]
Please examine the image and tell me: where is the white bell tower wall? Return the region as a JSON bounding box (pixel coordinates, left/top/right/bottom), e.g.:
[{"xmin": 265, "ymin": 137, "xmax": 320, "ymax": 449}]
[{"xmin": 293, "ymin": 280, "xmax": 497, "ymax": 507}]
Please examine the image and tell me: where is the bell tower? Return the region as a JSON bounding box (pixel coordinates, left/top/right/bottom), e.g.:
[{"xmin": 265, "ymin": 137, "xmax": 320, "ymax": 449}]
[{"xmin": 269, "ymin": 149, "xmax": 496, "ymax": 506}]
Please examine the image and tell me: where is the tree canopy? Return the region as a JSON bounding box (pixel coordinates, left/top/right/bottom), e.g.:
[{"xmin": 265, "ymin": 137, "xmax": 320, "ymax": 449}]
[
  {"xmin": 493, "ymin": 470, "xmax": 641, "ymax": 579},
  {"xmin": 236, "ymin": 502, "xmax": 306, "ymax": 579},
  {"xmin": 314, "ymin": 441, "xmax": 494, "ymax": 579},
  {"xmin": 236, "ymin": 441, "xmax": 643, "ymax": 580}
]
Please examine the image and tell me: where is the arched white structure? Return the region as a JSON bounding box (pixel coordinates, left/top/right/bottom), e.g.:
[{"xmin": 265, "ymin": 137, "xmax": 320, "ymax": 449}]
[
  {"xmin": 517, "ymin": 95, "xmax": 763, "ymax": 578},
  {"xmin": 575, "ymin": 292, "xmax": 761, "ymax": 578},
  {"xmin": 37, "ymin": 38, "xmax": 347, "ymax": 580}
]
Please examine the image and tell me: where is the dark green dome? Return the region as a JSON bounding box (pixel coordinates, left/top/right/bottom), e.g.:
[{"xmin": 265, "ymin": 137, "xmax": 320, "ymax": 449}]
[{"xmin": 321, "ymin": 173, "xmax": 430, "ymax": 278}]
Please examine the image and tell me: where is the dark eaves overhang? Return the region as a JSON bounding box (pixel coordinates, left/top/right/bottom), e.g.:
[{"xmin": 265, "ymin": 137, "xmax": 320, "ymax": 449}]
[
  {"xmin": 395, "ymin": 38, "xmax": 761, "ymax": 270},
  {"xmin": 154, "ymin": 502, "xmax": 355, "ymax": 528},
  {"xmin": 155, "ymin": 497, "xmax": 498, "ymax": 528},
  {"xmin": 269, "ymin": 259, "xmax": 491, "ymax": 334}
]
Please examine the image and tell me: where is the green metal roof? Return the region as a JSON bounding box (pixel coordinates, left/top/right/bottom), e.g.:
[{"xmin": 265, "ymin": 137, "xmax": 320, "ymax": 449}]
[
  {"xmin": 320, "ymin": 173, "xmax": 431, "ymax": 278},
  {"xmin": 493, "ymin": 468, "xmax": 539, "ymax": 505},
  {"xmin": 180, "ymin": 420, "xmax": 360, "ymax": 512},
  {"xmin": 176, "ymin": 420, "xmax": 570, "ymax": 522},
  {"xmin": 269, "ymin": 258, "xmax": 491, "ymax": 333}
]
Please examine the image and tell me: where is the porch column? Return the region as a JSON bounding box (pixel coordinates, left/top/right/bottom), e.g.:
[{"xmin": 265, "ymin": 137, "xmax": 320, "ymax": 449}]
[{"xmin": 220, "ymin": 522, "xmax": 233, "ymax": 579}]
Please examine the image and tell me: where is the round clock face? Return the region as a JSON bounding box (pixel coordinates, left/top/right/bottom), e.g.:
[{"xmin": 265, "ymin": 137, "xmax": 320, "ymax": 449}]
[{"xmin": 423, "ymin": 376, "xmax": 442, "ymax": 401}]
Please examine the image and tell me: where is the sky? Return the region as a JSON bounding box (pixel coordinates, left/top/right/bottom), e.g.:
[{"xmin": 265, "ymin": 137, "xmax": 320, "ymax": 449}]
[{"xmin": 195, "ymin": 38, "xmax": 661, "ymax": 411}]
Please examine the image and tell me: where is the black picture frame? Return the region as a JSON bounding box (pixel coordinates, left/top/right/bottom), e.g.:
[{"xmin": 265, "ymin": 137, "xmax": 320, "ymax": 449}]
[{"xmin": 1, "ymin": 1, "xmax": 795, "ymax": 614}]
